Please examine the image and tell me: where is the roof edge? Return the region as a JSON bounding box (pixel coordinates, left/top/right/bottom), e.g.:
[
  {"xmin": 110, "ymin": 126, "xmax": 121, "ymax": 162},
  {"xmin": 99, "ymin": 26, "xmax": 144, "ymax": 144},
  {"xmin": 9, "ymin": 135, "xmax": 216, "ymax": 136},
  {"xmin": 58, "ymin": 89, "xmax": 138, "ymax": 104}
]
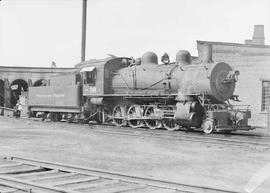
[
  {"xmin": 0, "ymin": 66, "xmax": 76, "ymax": 70},
  {"xmin": 197, "ymin": 40, "xmax": 270, "ymax": 49}
]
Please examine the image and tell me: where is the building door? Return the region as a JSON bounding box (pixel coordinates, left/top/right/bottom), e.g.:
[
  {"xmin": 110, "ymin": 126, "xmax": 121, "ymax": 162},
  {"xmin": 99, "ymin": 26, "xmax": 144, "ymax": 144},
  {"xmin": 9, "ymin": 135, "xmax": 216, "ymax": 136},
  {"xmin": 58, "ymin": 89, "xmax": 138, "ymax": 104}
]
[
  {"xmin": 0, "ymin": 79, "xmax": 4, "ymax": 107},
  {"xmin": 4, "ymin": 79, "xmax": 11, "ymax": 108},
  {"xmin": 10, "ymin": 79, "xmax": 28, "ymax": 107}
]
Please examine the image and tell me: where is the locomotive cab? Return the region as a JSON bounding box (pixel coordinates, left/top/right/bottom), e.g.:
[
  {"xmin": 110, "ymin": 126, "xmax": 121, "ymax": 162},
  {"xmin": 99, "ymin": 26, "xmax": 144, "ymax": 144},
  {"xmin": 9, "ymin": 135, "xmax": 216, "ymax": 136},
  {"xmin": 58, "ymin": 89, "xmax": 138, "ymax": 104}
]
[{"xmin": 80, "ymin": 66, "xmax": 99, "ymax": 96}]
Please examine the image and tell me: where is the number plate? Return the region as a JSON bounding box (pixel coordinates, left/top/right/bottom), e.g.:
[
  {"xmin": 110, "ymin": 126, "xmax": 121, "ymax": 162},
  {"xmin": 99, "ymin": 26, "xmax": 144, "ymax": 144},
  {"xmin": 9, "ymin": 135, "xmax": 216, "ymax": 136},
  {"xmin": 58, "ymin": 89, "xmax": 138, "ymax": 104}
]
[{"xmin": 83, "ymin": 86, "xmax": 97, "ymax": 95}]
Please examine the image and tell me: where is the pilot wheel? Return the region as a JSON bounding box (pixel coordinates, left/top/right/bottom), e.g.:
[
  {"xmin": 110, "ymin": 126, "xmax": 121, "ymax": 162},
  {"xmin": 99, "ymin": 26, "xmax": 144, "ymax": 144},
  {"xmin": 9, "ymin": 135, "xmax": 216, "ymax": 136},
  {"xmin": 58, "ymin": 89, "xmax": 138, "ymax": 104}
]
[{"xmin": 201, "ymin": 118, "xmax": 215, "ymax": 134}]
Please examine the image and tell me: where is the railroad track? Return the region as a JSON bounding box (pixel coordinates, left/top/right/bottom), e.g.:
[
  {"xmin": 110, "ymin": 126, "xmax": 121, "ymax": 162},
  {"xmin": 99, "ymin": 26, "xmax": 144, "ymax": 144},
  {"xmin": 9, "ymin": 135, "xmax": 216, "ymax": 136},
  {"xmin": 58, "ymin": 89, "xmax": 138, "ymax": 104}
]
[
  {"xmin": 24, "ymin": 117, "xmax": 270, "ymax": 148},
  {"xmin": 87, "ymin": 124, "xmax": 270, "ymax": 148},
  {"xmin": 11, "ymin": 117, "xmax": 270, "ymax": 148},
  {"xmin": 0, "ymin": 156, "xmax": 240, "ymax": 193}
]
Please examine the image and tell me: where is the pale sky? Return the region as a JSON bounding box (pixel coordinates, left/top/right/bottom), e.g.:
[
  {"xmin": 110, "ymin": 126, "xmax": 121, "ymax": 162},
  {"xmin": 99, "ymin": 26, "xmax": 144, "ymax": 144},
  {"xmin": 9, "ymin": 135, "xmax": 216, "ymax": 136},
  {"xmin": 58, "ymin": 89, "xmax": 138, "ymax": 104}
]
[{"xmin": 0, "ymin": 0, "xmax": 270, "ymax": 67}]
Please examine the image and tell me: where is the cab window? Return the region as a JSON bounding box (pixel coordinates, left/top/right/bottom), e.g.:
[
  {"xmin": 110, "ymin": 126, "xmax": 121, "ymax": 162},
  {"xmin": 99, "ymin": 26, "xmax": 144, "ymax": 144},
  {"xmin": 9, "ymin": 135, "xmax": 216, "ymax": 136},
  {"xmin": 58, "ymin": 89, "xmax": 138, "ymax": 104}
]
[
  {"xmin": 83, "ymin": 70, "xmax": 96, "ymax": 85},
  {"xmin": 80, "ymin": 66, "xmax": 97, "ymax": 86}
]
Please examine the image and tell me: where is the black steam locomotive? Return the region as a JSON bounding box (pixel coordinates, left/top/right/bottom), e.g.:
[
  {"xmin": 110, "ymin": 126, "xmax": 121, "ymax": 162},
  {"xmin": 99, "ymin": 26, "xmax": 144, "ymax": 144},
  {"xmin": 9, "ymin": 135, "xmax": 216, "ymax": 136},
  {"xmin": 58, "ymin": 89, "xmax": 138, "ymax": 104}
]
[{"xmin": 28, "ymin": 46, "xmax": 251, "ymax": 133}]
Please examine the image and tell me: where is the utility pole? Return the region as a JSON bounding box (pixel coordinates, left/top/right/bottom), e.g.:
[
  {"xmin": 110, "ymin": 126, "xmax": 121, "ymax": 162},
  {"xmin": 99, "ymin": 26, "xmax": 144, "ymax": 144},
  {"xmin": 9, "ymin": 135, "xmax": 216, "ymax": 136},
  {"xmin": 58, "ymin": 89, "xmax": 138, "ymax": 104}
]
[{"xmin": 81, "ymin": 0, "xmax": 87, "ymax": 62}]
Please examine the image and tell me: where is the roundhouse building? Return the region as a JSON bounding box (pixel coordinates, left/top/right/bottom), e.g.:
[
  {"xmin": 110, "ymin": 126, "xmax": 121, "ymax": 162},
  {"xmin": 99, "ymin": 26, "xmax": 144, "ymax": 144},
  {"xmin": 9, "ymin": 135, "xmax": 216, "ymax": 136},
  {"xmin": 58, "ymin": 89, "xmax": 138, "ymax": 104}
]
[{"xmin": 0, "ymin": 66, "xmax": 76, "ymax": 108}]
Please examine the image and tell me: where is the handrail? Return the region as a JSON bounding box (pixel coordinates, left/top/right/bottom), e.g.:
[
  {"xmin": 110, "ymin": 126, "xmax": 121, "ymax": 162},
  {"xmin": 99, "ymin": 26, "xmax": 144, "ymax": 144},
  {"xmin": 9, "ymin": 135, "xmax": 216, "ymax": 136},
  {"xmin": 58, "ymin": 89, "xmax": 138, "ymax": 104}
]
[{"xmin": 204, "ymin": 104, "xmax": 250, "ymax": 111}]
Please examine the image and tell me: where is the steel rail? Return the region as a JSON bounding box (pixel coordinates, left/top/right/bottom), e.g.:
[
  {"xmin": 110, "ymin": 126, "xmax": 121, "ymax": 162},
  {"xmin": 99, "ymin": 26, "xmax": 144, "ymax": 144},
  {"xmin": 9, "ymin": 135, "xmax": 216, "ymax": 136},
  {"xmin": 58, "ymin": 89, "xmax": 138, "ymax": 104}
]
[
  {"xmin": 45, "ymin": 117, "xmax": 270, "ymax": 141},
  {"xmin": 0, "ymin": 176, "xmax": 79, "ymax": 193},
  {"xmin": 92, "ymin": 129, "xmax": 270, "ymax": 148},
  {"xmin": 27, "ymin": 117, "xmax": 270, "ymax": 147},
  {"xmin": 88, "ymin": 124, "xmax": 270, "ymax": 148},
  {"xmin": 26, "ymin": 117, "xmax": 270, "ymax": 143},
  {"xmin": 14, "ymin": 116, "xmax": 270, "ymax": 149},
  {"xmin": 3, "ymin": 155, "xmax": 241, "ymax": 193}
]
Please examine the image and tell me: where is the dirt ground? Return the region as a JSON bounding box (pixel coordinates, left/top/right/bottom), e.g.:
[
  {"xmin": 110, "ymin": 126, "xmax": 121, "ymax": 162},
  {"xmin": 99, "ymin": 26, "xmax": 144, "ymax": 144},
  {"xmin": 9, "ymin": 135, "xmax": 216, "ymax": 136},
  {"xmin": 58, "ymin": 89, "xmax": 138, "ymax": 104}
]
[{"xmin": 0, "ymin": 116, "xmax": 269, "ymax": 193}]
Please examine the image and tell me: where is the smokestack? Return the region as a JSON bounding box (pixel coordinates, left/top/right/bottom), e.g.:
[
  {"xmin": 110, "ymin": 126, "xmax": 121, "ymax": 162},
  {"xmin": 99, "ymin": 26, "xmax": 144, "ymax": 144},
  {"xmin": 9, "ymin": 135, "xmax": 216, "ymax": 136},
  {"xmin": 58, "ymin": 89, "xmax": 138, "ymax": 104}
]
[
  {"xmin": 252, "ymin": 25, "xmax": 265, "ymax": 45},
  {"xmin": 199, "ymin": 44, "xmax": 213, "ymax": 63}
]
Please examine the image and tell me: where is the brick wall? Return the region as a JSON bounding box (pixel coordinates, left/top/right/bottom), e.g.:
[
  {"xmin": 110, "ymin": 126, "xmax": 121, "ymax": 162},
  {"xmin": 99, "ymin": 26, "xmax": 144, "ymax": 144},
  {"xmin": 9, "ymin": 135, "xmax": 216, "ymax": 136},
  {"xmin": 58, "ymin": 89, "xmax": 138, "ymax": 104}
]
[{"xmin": 197, "ymin": 41, "xmax": 270, "ymax": 126}]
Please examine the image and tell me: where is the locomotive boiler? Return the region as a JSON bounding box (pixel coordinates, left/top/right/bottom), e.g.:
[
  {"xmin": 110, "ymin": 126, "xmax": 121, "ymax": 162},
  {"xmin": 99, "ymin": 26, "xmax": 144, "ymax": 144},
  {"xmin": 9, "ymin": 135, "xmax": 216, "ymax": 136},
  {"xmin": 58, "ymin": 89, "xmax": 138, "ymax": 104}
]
[
  {"xmin": 112, "ymin": 50, "xmax": 235, "ymax": 102},
  {"xmin": 28, "ymin": 46, "xmax": 252, "ymax": 134}
]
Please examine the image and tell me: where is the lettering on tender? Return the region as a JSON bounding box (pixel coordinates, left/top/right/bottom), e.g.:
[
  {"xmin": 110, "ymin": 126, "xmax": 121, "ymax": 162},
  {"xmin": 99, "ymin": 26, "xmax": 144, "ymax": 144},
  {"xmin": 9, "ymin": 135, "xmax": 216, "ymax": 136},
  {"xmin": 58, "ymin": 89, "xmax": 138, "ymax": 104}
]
[
  {"xmin": 36, "ymin": 94, "xmax": 52, "ymax": 98},
  {"xmin": 52, "ymin": 94, "xmax": 65, "ymax": 98},
  {"xmin": 36, "ymin": 94, "xmax": 65, "ymax": 98}
]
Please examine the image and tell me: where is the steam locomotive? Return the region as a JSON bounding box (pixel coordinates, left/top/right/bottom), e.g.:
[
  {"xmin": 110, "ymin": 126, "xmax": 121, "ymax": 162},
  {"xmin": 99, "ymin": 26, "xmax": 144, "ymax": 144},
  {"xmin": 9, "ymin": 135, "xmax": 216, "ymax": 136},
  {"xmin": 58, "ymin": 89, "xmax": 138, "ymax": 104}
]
[{"xmin": 28, "ymin": 46, "xmax": 251, "ymax": 133}]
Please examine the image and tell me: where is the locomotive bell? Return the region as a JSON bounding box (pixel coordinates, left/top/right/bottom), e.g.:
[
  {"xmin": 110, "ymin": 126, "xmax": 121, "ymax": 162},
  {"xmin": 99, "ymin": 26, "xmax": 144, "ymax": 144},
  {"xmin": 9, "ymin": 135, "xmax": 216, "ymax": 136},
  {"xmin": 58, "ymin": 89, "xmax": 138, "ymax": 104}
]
[
  {"xmin": 176, "ymin": 50, "xmax": 191, "ymax": 65},
  {"xmin": 141, "ymin": 51, "xmax": 158, "ymax": 65}
]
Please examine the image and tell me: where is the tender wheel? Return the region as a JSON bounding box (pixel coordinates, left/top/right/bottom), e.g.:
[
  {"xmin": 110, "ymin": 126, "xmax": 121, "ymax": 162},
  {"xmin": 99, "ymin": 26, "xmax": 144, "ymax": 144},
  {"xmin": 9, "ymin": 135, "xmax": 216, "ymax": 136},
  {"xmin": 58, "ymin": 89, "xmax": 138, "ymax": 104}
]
[
  {"xmin": 50, "ymin": 113, "xmax": 61, "ymax": 122},
  {"xmin": 162, "ymin": 118, "xmax": 179, "ymax": 131},
  {"xmin": 144, "ymin": 106, "xmax": 162, "ymax": 130},
  {"xmin": 49, "ymin": 113, "xmax": 56, "ymax": 122},
  {"xmin": 55, "ymin": 113, "xmax": 62, "ymax": 122},
  {"xmin": 112, "ymin": 106, "xmax": 126, "ymax": 127},
  {"xmin": 202, "ymin": 119, "xmax": 215, "ymax": 134},
  {"xmin": 41, "ymin": 113, "xmax": 47, "ymax": 121},
  {"xmin": 127, "ymin": 105, "xmax": 144, "ymax": 128},
  {"xmin": 67, "ymin": 113, "xmax": 75, "ymax": 123}
]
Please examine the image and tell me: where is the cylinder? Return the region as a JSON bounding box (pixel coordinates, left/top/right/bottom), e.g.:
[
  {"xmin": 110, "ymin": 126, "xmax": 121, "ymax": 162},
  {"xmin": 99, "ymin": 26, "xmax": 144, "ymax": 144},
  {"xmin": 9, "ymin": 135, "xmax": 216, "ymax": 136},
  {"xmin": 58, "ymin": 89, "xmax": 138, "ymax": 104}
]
[{"xmin": 174, "ymin": 102, "xmax": 202, "ymax": 127}]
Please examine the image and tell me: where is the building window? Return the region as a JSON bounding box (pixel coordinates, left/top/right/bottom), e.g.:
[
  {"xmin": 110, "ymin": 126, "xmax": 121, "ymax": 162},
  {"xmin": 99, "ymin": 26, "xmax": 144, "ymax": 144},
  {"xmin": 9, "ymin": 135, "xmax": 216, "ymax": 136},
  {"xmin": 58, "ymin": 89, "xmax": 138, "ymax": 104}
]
[{"xmin": 261, "ymin": 81, "xmax": 270, "ymax": 111}]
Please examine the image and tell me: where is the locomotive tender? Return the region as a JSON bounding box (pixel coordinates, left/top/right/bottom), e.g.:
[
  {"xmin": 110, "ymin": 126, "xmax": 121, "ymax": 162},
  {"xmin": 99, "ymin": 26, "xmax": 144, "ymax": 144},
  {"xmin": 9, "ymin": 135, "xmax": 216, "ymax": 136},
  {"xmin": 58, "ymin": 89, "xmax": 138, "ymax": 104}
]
[{"xmin": 28, "ymin": 46, "xmax": 251, "ymax": 133}]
